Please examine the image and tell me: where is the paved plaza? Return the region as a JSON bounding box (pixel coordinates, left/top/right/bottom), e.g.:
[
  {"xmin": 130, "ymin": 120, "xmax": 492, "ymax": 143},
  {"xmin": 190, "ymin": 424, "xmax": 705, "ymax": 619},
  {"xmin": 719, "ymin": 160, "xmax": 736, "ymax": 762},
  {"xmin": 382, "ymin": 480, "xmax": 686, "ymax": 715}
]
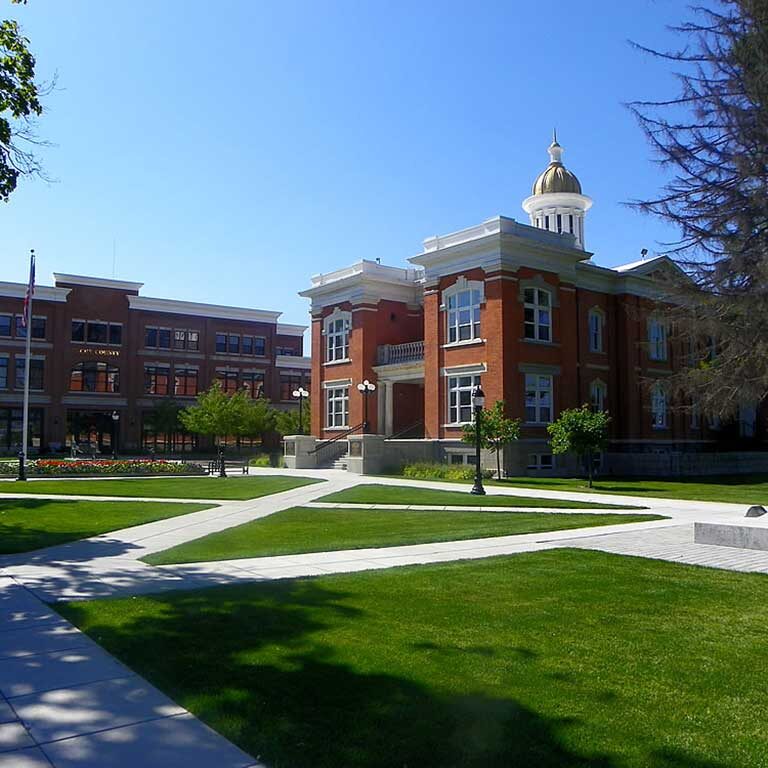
[{"xmin": 0, "ymin": 469, "xmax": 765, "ymax": 766}]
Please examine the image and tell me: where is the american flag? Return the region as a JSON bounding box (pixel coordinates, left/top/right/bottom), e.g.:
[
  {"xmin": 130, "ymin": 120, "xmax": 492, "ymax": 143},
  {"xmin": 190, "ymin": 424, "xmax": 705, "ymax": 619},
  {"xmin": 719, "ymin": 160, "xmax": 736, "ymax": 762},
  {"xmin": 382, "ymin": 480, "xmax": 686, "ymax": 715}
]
[{"xmin": 21, "ymin": 250, "xmax": 35, "ymax": 328}]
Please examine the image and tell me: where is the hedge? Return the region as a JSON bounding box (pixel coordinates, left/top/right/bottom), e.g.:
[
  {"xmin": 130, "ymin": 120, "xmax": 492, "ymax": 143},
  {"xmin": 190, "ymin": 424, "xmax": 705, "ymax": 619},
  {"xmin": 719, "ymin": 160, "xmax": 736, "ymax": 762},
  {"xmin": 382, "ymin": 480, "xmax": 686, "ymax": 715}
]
[{"xmin": 402, "ymin": 461, "xmax": 494, "ymax": 482}]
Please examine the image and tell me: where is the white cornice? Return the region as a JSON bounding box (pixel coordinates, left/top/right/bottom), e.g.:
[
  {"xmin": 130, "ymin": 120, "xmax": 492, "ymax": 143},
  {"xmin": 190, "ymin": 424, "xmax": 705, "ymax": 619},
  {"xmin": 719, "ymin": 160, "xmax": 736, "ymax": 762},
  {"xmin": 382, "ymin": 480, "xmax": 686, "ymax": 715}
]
[
  {"xmin": 127, "ymin": 295, "xmax": 281, "ymax": 324},
  {"xmin": 276, "ymin": 354, "xmax": 311, "ymax": 370},
  {"xmin": 53, "ymin": 273, "xmax": 144, "ymax": 291},
  {"xmin": 276, "ymin": 323, "xmax": 307, "ymax": 337},
  {"xmin": 0, "ymin": 281, "xmax": 71, "ymax": 303}
]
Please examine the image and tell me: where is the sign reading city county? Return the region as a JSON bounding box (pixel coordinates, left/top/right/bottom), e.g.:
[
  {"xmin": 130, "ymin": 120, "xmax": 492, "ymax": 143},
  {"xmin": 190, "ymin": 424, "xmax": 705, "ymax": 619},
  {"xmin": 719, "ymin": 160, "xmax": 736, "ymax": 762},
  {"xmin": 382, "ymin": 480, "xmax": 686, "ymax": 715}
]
[{"xmin": 78, "ymin": 347, "xmax": 120, "ymax": 357}]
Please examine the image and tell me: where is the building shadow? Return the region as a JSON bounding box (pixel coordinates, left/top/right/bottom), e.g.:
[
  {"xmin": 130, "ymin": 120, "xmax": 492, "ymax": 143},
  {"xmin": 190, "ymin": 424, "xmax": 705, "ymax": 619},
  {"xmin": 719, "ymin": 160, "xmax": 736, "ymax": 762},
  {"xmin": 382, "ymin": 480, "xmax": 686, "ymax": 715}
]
[{"xmin": 57, "ymin": 579, "xmax": 735, "ymax": 768}]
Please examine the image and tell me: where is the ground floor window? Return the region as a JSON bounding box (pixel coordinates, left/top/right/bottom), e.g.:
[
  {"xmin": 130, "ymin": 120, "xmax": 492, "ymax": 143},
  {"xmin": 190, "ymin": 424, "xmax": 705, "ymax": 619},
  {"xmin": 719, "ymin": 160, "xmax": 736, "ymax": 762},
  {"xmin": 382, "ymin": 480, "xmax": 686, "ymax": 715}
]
[
  {"xmin": 280, "ymin": 373, "xmax": 306, "ymax": 402},
  {"xmin": 447, "ymin": 374, "xmax": 481, "ymax": 425},
  {"xmin": 527, "ymin": 453, "xmax": 553, "ymax": 470},
  {"xmin": 242, "ymin": 372, "xmax": 265, "ymax": 399},
  {"xmin": 141, "ymin": 412, "xmax": 198, "ymax": 453},
  {"xmin": 651, "ymin": 384, "xmax": 667, "ymax": 429},
  {"xmin": 0, "ymin": 407, "xmax": 43, "ymax": 452},
  {"xmin": 326, "ymin": 386, "xmax": 349, "ymax": 428},
  {"xmin": 449, "ymin": 452, "xmax": 476, "ymax": 465}
]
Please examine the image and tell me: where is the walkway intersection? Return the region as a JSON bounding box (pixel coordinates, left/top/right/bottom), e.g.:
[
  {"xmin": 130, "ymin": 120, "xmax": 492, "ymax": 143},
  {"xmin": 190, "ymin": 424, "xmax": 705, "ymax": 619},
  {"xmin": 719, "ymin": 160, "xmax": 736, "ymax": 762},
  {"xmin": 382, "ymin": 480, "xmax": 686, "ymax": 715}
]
[{"xmin": 0, "ymin": 468, "xmax": 765, "ymax": 766}]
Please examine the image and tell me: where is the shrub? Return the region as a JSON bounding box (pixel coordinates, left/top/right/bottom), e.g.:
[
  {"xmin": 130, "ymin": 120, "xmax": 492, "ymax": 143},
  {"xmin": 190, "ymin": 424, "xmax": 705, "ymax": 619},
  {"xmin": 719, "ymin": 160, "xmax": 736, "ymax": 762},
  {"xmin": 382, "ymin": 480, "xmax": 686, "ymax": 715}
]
[
  {"xmin": 0, "ymin": 459, "xmax": 205, "ymax": 476},
  {"xmin": 402, "ymin": 461, "xmax": 494, "ymax": 482},
  {"xmin": 250, "ymin": 454, "xmax": 272, "ymax": 468}
]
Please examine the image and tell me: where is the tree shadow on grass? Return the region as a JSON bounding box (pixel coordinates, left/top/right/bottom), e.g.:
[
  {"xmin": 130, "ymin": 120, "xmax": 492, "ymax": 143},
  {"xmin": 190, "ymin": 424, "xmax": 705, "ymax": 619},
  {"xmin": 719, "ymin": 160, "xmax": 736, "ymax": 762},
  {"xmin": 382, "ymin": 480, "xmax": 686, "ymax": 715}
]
[{"xmin": 56, "ymin": 578, "xmax": 735, "ymax": 768}]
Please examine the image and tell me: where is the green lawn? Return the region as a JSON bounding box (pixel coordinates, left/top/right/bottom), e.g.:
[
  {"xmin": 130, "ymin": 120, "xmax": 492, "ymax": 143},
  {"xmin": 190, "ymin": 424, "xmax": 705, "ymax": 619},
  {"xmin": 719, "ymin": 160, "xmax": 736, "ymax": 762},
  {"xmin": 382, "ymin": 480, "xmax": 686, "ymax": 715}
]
[
  {"xmin": 0, "ymin": 498, "xmax": 213, "ymax": 554},
  {"xmin": 319, "ymin": 483, "xmax": 644, "ymax": 509},
  {"xmin": 143, "ymin": 506, "xmax": 662, "ymax": 565},
  {"xmin": 470, "ymin": 474, "xmax": 768, "ymax": 505},
  {"xmin": 59, "ymin": 550, "xmax": 768, "ymax": 767},
  {"xmin": 0, "ymin": 475, "xmax": 321, "ymax": 500}
]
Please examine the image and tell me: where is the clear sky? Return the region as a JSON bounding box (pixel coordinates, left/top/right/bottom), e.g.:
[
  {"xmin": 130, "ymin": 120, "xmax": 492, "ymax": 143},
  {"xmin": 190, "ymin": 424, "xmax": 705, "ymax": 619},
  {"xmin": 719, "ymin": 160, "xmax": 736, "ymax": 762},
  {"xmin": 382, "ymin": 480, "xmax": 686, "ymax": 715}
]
[{"xmin": 1, "ymin": 0, "xmax": 692, "ymax": 346}]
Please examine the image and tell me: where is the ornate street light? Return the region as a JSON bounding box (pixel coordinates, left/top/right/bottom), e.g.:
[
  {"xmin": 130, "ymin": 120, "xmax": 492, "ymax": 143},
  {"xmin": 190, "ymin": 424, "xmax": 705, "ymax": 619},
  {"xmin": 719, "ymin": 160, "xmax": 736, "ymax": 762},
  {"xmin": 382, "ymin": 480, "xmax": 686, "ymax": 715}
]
[
  {"xmin": 470, "ymin": 385, "xmax": 486, "ymax": 495},
  {"xmin": 292, "ymin": 386, "xmax": 309, "ymax": 434},
  {"xmin": 356, "ymin": 379, "xmax": 376, "ymax": 433},
  {"xmin": 111, "ymin": 411, "xmax": 120, "ymax": 461}
]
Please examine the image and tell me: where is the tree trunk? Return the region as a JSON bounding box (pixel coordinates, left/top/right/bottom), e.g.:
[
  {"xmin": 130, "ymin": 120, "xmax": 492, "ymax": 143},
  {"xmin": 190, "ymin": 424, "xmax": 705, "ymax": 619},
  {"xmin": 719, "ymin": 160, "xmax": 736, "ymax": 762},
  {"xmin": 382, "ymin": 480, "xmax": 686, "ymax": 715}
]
[
  {"xmin": 495, "ymin": 448, "xmax": 501, "ymax": 481},
  {"xmin": 587, "ymin": 449, "xmax": 593, "ymax": 489}
]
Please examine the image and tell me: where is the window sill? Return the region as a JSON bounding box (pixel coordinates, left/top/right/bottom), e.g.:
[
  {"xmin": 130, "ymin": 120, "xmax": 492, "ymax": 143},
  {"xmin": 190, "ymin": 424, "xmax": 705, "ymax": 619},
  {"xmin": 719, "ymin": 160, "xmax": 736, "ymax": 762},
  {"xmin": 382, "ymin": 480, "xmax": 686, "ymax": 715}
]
[
  {"xmin": 519, "ymin": 338, "xmax": 559, "ymax": 347},
  {"xmin": 588, "ymin": 349, "xmax": 607, "ymax": 355},
  {"xmin": 324, "ymin": 359, "xmax": 351, "ymax": 367},
  {"xmin": 441, "ymin": 422, "xmax": 471, "ymax": 428},
  {"xmin": 441, "ymin": 339, "xmax": 485, "ymax": 349},
  {"xmin": 523, "ymin": 421, "xmax": 552, "ymax": 427},
  {"xmin": 651, "ymin": 426, "xmax": 669, "ymax": 431},
  {"xmin": 325, "ymin": 426, "xmax": 350, "ymax": 432}
]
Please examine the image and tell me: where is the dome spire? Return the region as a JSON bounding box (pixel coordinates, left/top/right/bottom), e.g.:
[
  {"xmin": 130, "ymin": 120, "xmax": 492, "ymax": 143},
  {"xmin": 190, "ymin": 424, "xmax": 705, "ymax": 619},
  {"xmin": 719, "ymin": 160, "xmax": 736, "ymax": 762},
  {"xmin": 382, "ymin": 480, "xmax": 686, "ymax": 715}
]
[{"xmin": 548, "ymin": 130, "xmax": 564, "ymax": 165}]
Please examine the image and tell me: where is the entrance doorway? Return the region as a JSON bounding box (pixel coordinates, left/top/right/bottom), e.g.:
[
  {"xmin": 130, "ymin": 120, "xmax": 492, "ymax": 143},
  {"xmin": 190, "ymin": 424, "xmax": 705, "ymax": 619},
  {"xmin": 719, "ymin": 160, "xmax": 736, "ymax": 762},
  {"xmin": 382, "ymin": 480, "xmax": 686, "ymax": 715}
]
[{"xmin": 66, "ymin": 411, "xmax": 118, "ymax": 456}]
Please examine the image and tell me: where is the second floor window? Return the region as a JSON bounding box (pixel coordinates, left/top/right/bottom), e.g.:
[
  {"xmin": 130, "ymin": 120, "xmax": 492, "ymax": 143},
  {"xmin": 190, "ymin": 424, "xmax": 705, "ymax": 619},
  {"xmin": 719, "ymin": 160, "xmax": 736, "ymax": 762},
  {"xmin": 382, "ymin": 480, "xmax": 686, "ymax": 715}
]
[
  {"xmin": 325, "ymin": 312, "xmax": 351, "ymax": 362},
  {"xmin": 69, "ymin": 362, "xmax": 119, "ymax": 393},
  {"xmin": 525, "ymin": 374, "xmax": 553, "ymax": 423},
  {"xmin": 16, "ymin": 316, "xmax": 46, "ymax": 340},
  {"xmin": 14, "ymin": 359, "xmax": 44, "ymax": 391},
  {"xmin": 145, "ymin": 327, "xmax": 171, "ymax": 349},
  {"xmin": 524, "ymin": 288, "xmax": 552, "ymax": 342},
  {"xmin": 588, "ymin": 309, "xmax": 604, "ymax": 352},
  {"xmin": 174, "ymin": 368, "xmax": 198, "ymax": 397},
  {"xmin": 649, "ymin": 319, "xmax": 667, "ymax": 361},
  {"xmin": 0, "ymin": 357, "xmax": 7, "ymax": 389},
  {"xmin": 276, "ymin": 346, "xmax": 295, "ymax": 356},
  {"xmin": 71, "ymin": 321, "xmax": 122, "ymax": 345},
  {"xmin": 280, "ymin": 373, "xmax": 303, "ymax": 401},
  {"xmin": 144, "ymin": 366, "xmax": 171, "ymax": 395},
  {"xmin": 0, "ymin": 315, "xmax": 10, "ymax": 337},
  {"xmin": 446, "ymin": 286, "xmax": 482, "ymax": 343}
]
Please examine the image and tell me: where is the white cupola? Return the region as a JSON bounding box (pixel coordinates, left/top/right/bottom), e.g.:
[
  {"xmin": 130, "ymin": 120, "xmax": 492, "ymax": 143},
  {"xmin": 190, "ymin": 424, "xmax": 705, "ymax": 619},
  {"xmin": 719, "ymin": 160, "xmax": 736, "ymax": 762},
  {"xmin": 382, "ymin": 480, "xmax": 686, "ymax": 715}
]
[{"xmin": 522, "ymin": 131, "xmax": 593, "ymax": 249}]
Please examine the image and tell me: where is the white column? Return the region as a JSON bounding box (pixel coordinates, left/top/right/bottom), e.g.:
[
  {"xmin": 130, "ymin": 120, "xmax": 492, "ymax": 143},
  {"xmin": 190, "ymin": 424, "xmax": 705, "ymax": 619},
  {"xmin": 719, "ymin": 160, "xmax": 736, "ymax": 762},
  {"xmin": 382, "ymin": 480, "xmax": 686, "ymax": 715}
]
[{"xmin": 385, "ymin": 381, "xmax": 394, "ymax": 436}]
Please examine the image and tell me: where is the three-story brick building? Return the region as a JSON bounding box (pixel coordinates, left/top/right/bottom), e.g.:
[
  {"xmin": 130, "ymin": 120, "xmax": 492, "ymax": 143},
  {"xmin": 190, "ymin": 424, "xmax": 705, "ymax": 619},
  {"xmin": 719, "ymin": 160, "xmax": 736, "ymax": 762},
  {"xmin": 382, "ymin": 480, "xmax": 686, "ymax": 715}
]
[{"xmin": 0, "ymin": 273, "xmax": 309, "ymax": 454}]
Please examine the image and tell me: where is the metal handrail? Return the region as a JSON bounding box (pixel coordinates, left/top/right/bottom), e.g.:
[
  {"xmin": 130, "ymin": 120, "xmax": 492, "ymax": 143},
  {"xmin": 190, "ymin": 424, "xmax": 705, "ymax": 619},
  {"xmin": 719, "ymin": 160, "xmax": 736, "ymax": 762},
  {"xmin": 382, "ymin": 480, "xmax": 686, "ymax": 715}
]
[
  {"xmin": 308, "ymin": 423, "xmax": 366, "ymax": 454},
  {"xmin": 387, "ymin": 419, "xmax": 425, "ymax": 440}
]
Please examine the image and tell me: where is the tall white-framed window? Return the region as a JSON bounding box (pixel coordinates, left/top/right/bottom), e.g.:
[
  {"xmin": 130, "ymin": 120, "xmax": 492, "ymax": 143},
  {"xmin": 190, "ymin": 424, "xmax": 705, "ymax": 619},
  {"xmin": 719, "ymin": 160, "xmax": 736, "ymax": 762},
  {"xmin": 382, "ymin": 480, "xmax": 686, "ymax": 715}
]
[
  {"xmin": 523, "ymin": 288, "xmax": 552, "ymax": 342},
  {"xmin": 525, "ymin": 374, "xmax": 553, "ymax": 424},
  {"xmin": 590, "ymin": 379, "xmax": 607, "ymax": 412},
  {"xmin": 325, "ymin": 385, "xmax": 349, "ymax": 428},
  {"xmin": 651, "ymin": 383, "xmax": 667, "ymax": 429},
  {"xmin": 648, "ymin": 319, "xmax": 667, "ymax": 361},
  {"xmin": 588, "ymin": 308, "xmax": 604, "ymax": 352},
  {"xmin": 444, "ymin": 280, "xmax": 483, "ymax": 344},
  {"xmin": 324, "ymin": 310, "xmax": 351, "ymax": 363},
  {"xmin": 447, "ymin": 374, "xmax": 481, "ymax": 425}
]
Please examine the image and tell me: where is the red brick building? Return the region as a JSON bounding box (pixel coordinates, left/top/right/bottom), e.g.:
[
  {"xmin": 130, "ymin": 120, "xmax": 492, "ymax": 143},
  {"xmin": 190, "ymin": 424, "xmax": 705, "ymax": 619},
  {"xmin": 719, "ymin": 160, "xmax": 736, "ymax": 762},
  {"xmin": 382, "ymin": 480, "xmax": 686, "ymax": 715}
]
[
  {"xmin": 300, "ymin": 138, "xmax": 761, "ymax": 474},
  {"xmin": 0, "ymin": 273, "xmax": 309, "ymax": 454}
]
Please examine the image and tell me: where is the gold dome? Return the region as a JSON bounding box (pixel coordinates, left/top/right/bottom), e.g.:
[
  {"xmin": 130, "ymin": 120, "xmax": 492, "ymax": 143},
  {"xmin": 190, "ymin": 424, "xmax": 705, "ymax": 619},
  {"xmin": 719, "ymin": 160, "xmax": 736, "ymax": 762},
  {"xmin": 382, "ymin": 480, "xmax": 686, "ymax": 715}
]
[{"xmin": 531, "ymin": 136, "xmax": 583, "ymax": 195}]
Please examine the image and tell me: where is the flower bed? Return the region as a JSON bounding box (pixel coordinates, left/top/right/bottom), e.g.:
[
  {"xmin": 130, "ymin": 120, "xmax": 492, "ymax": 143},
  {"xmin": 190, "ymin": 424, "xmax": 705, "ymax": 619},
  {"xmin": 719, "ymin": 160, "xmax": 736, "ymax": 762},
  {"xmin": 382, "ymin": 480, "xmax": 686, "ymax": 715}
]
[{"xmin": 0, "ymin": 459, "xmax": 206, "ymax": 476}]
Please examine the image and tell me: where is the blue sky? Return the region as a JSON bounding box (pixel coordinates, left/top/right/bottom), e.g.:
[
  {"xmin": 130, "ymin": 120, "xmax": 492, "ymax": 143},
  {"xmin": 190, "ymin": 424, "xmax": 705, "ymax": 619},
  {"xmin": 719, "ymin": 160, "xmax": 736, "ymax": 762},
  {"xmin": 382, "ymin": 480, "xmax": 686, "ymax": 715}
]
[{"xmin": 2, "ymin": 0, "xmax": 691, "ymax": 343}]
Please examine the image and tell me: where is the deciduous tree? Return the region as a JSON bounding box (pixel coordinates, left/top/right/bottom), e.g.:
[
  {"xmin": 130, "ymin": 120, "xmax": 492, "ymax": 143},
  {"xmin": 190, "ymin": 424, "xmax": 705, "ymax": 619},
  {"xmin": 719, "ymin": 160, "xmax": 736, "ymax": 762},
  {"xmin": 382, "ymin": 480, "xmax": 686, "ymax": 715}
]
[
  {"xmin": 547, "ymin": 405, "xmax": 610, "ymax": 488},
  {"xmin": 462, "ymin": 400, "xmax": 521, "ymax": 480}
]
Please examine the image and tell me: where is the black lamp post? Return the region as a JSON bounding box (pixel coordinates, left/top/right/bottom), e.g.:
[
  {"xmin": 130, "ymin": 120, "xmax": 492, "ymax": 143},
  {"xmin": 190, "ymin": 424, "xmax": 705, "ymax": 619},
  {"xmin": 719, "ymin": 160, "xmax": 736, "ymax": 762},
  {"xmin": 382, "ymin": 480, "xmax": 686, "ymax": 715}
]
[
  {"xmin": 292, "ymin": 386, "xmax": 309, "ymax": 434},
  {"xmin": 16, "ymin": 449, "xmax": 26, "ymax": 482},
  {"xmin": 470, "ymin": 385, "xmax": 486, "ymax": 495},
  {"xmin": 111, "ymin": 411, "xmax": 120, "ymax": 461},
  {"xmin": 218, "ymin": 442, "xmax": 227, "ymax": 478},
  {"xmin": 356, "ymin": 379, "xmax": 376, "ymax": 433}
]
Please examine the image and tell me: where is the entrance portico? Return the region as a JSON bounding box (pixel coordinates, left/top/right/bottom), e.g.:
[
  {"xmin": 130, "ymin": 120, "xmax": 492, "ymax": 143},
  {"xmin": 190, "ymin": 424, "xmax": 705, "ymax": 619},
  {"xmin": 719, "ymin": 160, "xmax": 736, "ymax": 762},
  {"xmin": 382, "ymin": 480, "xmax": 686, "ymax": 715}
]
[{"xmin": 374, "ymin": 341, "xmax": 424, "ymax": 437}]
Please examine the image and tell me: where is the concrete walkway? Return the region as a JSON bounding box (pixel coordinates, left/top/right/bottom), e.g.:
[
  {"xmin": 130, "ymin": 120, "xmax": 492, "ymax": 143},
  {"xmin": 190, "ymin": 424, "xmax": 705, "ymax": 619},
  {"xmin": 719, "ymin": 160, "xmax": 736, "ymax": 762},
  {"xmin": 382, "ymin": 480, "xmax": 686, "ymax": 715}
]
[{"xmin": 0, "ymin": 469, "xmax": 766, "ymax": 766}]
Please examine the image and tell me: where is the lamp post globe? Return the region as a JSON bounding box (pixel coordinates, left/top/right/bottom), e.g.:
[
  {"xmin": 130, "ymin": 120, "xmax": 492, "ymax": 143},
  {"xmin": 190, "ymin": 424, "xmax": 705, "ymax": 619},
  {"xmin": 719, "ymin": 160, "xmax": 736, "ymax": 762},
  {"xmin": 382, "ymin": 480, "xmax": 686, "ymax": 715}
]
[
  {"xmin": 292, "ymin": 386, "xmax": 309, "ymax": 434},
  {"xmin": 356, "ymin": 379, "xmax": 376, "ymax": 433},
  {"xmin": 111, "ymin": 411, "xmax": 120, "ymax": 461},
  {"xmin": 470, "ymin": 385, "xmax": 486, "ymax": 495}
]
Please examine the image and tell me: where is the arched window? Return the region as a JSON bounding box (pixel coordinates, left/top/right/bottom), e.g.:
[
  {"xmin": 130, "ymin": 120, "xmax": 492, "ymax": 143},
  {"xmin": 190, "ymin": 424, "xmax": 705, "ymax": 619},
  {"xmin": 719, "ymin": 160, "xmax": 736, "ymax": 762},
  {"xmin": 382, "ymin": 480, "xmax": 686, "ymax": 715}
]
[
  {"xmin": 651, "ymin": 383, "xmax": 667, "ymax": 429},
  {"xmin": 443, "ymin": 279, "xmax": 483, "ymax": 344},
  {"xmin": 588, "ymin": 308, "xmax": 605, "ymax": 352},
  {"xmin": 590, "ymin": 379, "xmax": 607, "ymax": 412},
  {"xmin": 69, "ymin": 362, "xmax": 120, "ymax": 393},
  {"xmin": 523, "ymin": 287, "xmax": 552, "ymax": 342},
  {"xmin": 324, "ymin": 309, "xmax": 351, "ymax": 362}
]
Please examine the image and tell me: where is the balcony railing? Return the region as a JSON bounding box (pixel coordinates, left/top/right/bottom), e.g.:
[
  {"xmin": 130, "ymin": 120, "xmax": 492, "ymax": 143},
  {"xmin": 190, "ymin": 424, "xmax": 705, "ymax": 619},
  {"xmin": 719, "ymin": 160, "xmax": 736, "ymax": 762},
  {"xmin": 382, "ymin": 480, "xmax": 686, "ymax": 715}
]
[{"xmin": 377, "ymin": 340, "xmax": 424, "ymax": 366}]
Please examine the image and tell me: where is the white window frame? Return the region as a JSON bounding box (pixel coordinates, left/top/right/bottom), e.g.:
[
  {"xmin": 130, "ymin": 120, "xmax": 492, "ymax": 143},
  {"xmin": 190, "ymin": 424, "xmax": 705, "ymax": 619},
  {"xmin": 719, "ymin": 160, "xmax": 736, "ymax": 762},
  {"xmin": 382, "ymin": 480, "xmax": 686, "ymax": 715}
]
[
  {"xmin": 443, "ymin": 279, "xmax": 483, "ymax": 345},
  {"xmin": 447, "ymin": 373, "xmax": 481, "ymax": 425},
  {"xmin": 588, "ymin": 308, "xmax": 604, "ymax": 352},
  {"xmin": 525, "ymin": 373, "xmax": 553, "ymax": 424},
  {"xmin": 523, "ymin": 287, "xmax": 552, "ymax": 342},
  {"xmin": 648, "ymin": 319, "xmax": 667, "ymax": 361},
  {"xmin": 324, "ymin": 309, "xmax": 351, "ymax": 363},
  {"xmin": 325, "ymin": 385, "xmax": 349, "ymax": 429},
  {"xmin": 590, "ymin": 379, "xmax": 607, "ymax": 412},
  {"xmin": 651, "ymin": 384, "xmax": 667, "ymax": 429}
]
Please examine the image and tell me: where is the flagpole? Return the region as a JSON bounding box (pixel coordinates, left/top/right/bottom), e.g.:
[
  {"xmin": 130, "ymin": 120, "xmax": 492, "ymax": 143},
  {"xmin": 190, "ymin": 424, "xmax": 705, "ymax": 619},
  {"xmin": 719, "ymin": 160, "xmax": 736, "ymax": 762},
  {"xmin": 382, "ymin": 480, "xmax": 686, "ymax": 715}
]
[{"xmin": 18, "ymin": 250, "xmax": 35, "ymax": 482}]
